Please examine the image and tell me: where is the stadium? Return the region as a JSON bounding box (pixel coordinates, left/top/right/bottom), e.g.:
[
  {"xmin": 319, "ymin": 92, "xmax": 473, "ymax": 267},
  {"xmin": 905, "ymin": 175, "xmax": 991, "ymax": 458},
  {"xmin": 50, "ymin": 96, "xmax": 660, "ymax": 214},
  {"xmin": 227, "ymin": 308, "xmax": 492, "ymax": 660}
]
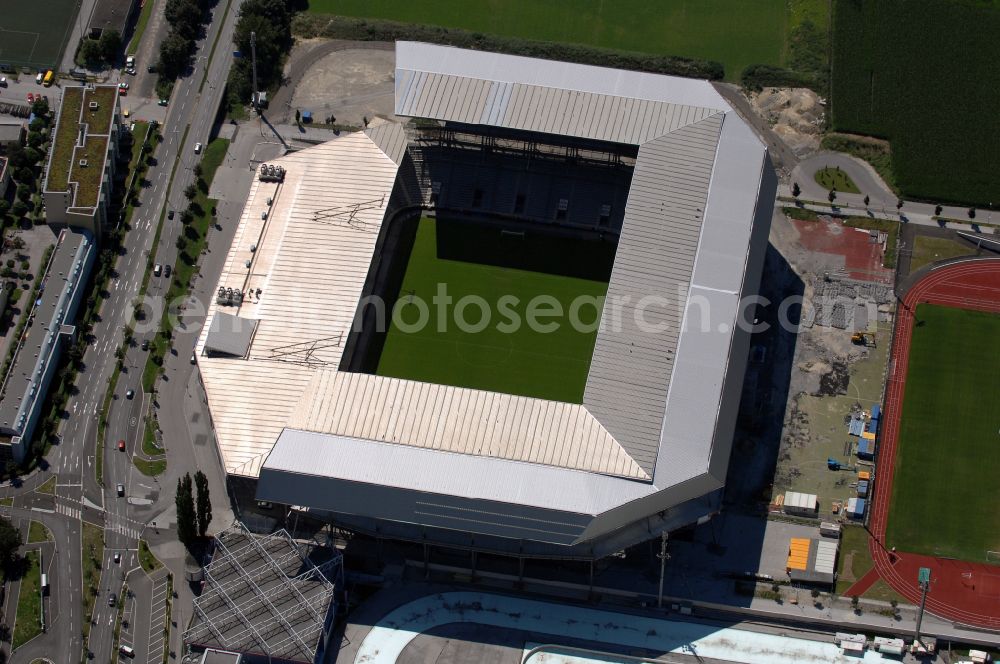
[{"xmin": 197, "ymin": 42, "xmax": 776, "ymax": 559}]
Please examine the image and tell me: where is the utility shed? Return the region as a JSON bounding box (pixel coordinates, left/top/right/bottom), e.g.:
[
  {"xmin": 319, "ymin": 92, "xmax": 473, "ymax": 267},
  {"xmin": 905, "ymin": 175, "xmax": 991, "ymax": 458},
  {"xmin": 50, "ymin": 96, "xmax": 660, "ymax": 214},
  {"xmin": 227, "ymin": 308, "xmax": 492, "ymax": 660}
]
[
  {"xmin": 847, "ymin": 497, "xmax": 866, "ymax": 519},
  {"xmin": 783, "ymin": 491, "xmax": 818, "ymax": 517},
  {"xmin": 787, "ymin": 538, "xmax": 838, "ymax": 586},
  {"xmin": 204, "ymin": 312, "xmax": 258, "ymax": 358}
]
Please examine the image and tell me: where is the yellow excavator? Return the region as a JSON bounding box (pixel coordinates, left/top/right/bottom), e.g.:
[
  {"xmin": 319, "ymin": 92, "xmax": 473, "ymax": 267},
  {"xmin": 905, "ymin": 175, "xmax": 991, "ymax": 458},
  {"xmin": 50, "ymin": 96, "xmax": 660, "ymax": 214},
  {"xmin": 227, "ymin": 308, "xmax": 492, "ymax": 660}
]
[{"xmin": 851, "ymin": 332, "xmax": 876, "ymax": 347}]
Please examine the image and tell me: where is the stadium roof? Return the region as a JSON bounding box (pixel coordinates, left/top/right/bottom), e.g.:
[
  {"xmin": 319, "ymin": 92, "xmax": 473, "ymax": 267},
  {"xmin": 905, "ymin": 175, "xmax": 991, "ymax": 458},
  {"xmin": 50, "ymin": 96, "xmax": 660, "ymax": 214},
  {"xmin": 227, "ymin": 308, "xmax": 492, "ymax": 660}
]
[{"xmin": 203, "ymin": 44, "xmax": 775, "ymax": 531}]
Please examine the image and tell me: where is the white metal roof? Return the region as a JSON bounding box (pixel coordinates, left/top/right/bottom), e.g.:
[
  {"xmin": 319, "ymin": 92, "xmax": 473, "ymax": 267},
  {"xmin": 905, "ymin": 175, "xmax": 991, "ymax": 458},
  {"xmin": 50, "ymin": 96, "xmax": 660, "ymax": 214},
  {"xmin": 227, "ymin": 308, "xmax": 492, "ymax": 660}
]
[{"xmin": 207, "ymin": 44, "xmax": 772, "ymax": 506}]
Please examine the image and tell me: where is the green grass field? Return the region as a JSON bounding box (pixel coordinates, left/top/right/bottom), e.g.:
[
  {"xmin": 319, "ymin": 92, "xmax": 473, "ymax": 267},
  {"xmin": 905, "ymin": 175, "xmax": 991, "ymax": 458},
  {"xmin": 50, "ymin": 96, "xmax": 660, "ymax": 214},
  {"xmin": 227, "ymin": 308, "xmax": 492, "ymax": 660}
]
[
  {"xmin": 887, "ymin": 304, "xmax": 1000, "ymax": 562},
  {"xmin": 376, "ymin": 217, "xmax": 611, "ymax": 403},
  {"xmin": 814, "ymin": 167, "xmax": 860, "ymax": 194},
  {"xmin": 831, "ymin": 0, "xmax": 1000, "ymax": 206},
  {"xmin": 0, "ymin": 0, "xmax": 79, "ymax": 70},
  {"xmin": 306, "ymin": 0, "xmax": 788, "ymax": 81}
]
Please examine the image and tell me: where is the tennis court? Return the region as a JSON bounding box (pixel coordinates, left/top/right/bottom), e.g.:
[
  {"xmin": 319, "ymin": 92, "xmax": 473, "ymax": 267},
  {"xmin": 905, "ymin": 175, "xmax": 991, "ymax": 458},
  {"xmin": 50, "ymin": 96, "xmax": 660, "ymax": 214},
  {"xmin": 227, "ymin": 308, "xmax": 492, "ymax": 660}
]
[{"xmin": 0, "ymin": 0, "xmax": 79, "ymax": 71}]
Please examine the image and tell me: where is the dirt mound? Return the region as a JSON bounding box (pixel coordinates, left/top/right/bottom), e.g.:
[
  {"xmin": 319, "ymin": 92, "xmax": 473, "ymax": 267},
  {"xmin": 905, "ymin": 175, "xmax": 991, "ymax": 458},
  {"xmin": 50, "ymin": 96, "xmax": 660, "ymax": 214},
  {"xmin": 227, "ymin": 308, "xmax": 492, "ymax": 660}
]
[{"xmin": 750, "ymin": 87, "xmax": 825, "ymax": 157}]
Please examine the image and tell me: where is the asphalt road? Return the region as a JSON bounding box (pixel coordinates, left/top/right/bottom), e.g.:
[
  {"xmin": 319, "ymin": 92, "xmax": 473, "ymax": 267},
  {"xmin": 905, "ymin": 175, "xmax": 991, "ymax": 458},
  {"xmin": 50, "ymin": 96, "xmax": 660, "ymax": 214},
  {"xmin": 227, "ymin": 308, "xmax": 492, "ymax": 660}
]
[{"xmin": 0, "ymin": 0, "xmax": 248, "ymax": 660}]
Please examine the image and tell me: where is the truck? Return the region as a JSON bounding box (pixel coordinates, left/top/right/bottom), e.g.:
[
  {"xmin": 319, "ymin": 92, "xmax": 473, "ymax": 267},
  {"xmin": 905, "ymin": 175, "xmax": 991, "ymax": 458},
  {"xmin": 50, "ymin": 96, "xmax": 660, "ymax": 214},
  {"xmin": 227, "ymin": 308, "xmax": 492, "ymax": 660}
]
[{"xmin": 42, "ymin": 70, "xmax": 53, "ymax": 86}]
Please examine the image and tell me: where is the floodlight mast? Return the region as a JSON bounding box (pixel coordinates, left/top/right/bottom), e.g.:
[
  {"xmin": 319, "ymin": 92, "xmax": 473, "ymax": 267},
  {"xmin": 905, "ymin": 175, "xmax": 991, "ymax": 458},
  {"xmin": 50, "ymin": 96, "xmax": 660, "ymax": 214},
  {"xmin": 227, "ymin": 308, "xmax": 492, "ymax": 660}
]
[{"xmin": 250, "ymin": 31, "xmax": 259, "ymax": 113}]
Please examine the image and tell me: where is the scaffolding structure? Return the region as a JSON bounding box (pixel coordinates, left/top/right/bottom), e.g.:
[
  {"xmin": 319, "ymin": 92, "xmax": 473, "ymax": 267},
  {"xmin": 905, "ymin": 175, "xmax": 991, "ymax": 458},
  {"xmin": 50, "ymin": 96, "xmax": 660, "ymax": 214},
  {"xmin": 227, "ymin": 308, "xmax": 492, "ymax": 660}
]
[{"xmin": 184, "ymin": 523, "xmax": 343, "ymax": 663}]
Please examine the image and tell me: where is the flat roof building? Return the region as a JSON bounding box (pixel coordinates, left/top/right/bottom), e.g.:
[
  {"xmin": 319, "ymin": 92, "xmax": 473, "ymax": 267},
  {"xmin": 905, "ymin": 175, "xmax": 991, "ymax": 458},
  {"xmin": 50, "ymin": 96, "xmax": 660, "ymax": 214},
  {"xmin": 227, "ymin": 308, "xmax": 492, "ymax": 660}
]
[
  {"xmin": 0, "ymin": 229, "xmax": 95, "ymax": 462},
  {"xmin": 200, "ymin": 42, "xmax": 776, "ymax": 558},
  {"xmin": 43, "ymin": 85, "xmax": 122, "ymax": 236}
]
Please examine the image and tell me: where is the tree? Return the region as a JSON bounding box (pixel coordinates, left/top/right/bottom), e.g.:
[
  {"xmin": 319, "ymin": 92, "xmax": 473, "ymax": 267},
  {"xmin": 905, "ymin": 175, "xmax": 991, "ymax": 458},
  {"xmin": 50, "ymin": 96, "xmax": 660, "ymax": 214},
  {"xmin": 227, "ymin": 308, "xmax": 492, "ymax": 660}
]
[
  {"xmin": 0, "ymin": 201, "xmax": 9, "ymax": 218},
  {"xmin": 11, "ymin": 201, "xmax": 28, "ymax": 218},
  {"xmin": 194, "ymin": 470, "xmax": 212, "ymax": 537},
  {"xmin": 175, "ymin": 235, "xmax": 187, "ymax": 251},
  {"xmin": 791, "ymin": 182, "xmax": 800, "ymax": 198},
  {"xmin": 26, "ymin": 132, "xmax": 43, "ymax": 149},
  {"xmin": 968, "ymin": 207, "xmax": 976, "ymax": 219},
  {"xmin": 15, "ymin": 184, "xmax": 30, "ymax": 202},
  {"xmin": 175, "ymin": 473, "xmax": 197, "ymax": 546},
  {"xmin": 158, "ymin": 32, "xmax": 194, "ymax": 79},
  {"xmin": 184, "ymin": 183, "xmax": 196, "ymax": 200},
  {"xmin": 0, "ymin": 517, "xmax": 20, "ymax": 567},
  {"xmin": 896, "ymin": 198, "xmax": 904, "ymax": 211},
  {"xmin": 23, "ymin": 148, "xmax": 43, "ymax": 167},
  {"xmin": 828, "ymin": 189, "xmax": 836, "ymax": 205},
  {"xmin": 165, "ymin": 0, "xmax": 203, "ymax": 39},
  {"xmin": 863, "ymin": 194, "xmax": 870, "ymax": 208},
  {"xmin": 79, "ymin": 39, "xmax": 103, "ymax": 68},
  {"xmin": 180, "ymin": 209, "xmax": 194, "ymax": 225},
  {"xmin": 934, "ymin": 204, "xmax": 943, "ymax": 216},
  {"xmin": 30, "ymin": 98, "xmax": 49, "ymax": 117},
  {"xmin": 193, "ymin": 163, "xmax": 203, "ymax": 179},
  {"xmin": 98, "ymin": 29, "xmax": 121, "ymax": 63},
  {"xmin": 295, "ymin": 109, "xmax": 301, "ymax": 125}
]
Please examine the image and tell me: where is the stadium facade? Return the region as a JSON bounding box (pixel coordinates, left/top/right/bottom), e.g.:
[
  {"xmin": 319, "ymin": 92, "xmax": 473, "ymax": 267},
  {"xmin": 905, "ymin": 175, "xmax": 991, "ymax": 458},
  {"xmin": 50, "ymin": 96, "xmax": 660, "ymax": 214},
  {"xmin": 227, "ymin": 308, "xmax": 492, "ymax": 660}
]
[{"xmin": 199, "ymin": 42, "xmax": 776, "ymax": 559}]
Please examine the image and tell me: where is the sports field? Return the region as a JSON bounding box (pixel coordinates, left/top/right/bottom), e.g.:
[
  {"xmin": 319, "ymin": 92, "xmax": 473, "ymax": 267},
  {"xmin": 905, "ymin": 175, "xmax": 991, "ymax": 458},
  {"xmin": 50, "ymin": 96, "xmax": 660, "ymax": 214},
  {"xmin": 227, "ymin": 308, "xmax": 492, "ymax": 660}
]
[
  {"xmin": 0, "ymin": 0, "xmax": 78, "ymax": 70},
  {"xmin": 307, "ymin": 0, "xmax": 788, "ymax": 81},
  {"xmin": 886, "ymin": 304, "xmax": 1000, "ymax": 562},
  {"xmin": 376, "ymin": 217, "xmax": 612, "ymax": 403}
]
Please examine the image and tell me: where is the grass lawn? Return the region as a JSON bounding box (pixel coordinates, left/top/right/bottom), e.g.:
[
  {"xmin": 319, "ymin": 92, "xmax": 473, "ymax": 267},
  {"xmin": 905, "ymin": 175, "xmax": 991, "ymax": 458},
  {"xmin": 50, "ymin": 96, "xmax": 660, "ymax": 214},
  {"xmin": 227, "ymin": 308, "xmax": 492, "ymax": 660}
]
[
  {"xmin": 12, "ymin": 550, "xmax": 42, "ymax": 649},
  {"xmin": 127, "ymin": 0, "xmax": 157, "ymax": 55},
  {"xmin": 138, "ymin": 539, "xmax": 163, "ymax": 573},
  {"xmin": 35, "ymin": 476, "xmax": 55, "ymax": 495},
  {"xmin": 27, "ymin": 521, "xmax": 51, "ymax": 543},
  {"xmin": 0, "ymin": 497, "xmax": 12, "ymax": 507},
  {"xmin": 886, "ymin": 304, "xmax": 1000, "ymax": 562},
  {"xmin": 133, "ymin": 456, "xmax": 167, "ymax": 477},
  {"xmin": 142, "ymin": 414, "xmax": 163, "ymax": 456},
  {"xmin": 307, "ymin": 0, "xmax": 788, "ymax": 81},
  {"xmin": 813, "ymin": 167, "xmax": 860, "ymax": 194},
  {"xmin": 843, "ymin": 217, "xmax": 898, "ymax": 268},
  {"xmin": 909, "ymin": 236, "xmax": 974, "ymax": 273},
  {"xmin": 782, "ymin": 206, "xmax": 819, "ymax": 222},
  {"xmin": 377, "ymin": 216, "xmax": 611, "ymax": 403},
  {"xmin": 82, "ymin": 522, "xmax": 104, "ymax": 643},
  {"xmin": 835, "ymin": 525, "xmax": 907, "ymax": 603}
]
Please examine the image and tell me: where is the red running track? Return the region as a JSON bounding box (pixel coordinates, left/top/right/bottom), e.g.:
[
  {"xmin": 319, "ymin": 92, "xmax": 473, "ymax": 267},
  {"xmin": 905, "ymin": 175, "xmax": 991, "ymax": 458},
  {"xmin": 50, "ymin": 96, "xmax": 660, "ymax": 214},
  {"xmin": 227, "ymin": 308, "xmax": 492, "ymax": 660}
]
[{"xmin": 865, "ymin": 258, "xmax": 1000, "ymax": 628}]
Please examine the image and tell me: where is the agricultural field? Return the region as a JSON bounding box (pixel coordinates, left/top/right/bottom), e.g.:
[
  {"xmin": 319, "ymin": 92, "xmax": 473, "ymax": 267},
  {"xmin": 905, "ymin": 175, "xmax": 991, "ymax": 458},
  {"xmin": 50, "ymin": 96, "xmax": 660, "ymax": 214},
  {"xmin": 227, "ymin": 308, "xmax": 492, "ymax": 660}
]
[
  {"xmin": 306, "ymin": 0, "xmax": 795, "ymax": 81},
  {"xmin": 830, "ymin": 0, "xmax": 1000, "ymax": 206},
  {"xmin": 377, "ymin": 216, "xmax": 611, "ymax": 403},
  {"xmin": 886, "ymin": 304, "xmax": 1000, "ymax": 562},
  {"xmin": 0, "ymin": 0, "xmax": 79, "ymax": 70}
]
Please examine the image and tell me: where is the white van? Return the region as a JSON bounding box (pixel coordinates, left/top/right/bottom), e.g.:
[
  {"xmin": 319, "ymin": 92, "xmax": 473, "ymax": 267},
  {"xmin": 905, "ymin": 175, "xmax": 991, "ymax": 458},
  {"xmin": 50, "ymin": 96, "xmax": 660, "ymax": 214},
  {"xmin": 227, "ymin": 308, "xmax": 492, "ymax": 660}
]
[
  {"xmin": 35, "ymin": 72, "xmax": 43, "ymax": 84},
  {"xmin": 119, "ymin": 645, "xmax": 135, "ymax": 658}
]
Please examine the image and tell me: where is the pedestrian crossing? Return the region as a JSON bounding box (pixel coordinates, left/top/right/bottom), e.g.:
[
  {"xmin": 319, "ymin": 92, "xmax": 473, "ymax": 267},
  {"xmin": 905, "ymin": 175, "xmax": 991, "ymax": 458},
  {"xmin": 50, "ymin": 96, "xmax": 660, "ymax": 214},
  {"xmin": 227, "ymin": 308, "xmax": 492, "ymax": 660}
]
[{"xmin": 55, "ymin": 500, "xmax": 81, "ymax": 520}]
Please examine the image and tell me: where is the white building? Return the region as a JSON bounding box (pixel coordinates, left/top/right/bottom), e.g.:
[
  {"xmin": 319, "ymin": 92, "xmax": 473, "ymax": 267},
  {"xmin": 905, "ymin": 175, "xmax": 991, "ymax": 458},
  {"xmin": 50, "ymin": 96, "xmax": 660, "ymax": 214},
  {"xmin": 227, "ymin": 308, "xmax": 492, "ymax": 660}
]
[{"xmin": 199, "ymin": 43, "xmax": 777, "ymax": 558}]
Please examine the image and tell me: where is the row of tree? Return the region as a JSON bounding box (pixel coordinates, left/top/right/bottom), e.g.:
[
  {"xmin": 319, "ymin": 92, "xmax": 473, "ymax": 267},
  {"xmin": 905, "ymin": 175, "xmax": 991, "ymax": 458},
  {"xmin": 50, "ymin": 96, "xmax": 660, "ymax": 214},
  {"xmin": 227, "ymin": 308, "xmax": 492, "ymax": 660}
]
[
  {"xmin": 158, "ymin": 0, "xmax": 213, "ymax": 83},
  {"xmin": 228, "ymin": 0, "xmax": 294, "ymax": 108},
  {"xmin": 175, "ymin": 470, "xmax": 212, "ymax": 547},
  {"xmin": 0, "ymin": 98, "xmax": 50, "ymax": 225}
]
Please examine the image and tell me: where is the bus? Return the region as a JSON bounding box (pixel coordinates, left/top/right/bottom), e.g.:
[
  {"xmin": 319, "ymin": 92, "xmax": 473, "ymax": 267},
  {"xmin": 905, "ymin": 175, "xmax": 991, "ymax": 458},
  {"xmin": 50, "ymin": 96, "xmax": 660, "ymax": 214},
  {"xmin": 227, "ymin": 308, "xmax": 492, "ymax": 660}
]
[{"xmin": 42, "ymin": 70, "xmax": 53, "ymax": 87}]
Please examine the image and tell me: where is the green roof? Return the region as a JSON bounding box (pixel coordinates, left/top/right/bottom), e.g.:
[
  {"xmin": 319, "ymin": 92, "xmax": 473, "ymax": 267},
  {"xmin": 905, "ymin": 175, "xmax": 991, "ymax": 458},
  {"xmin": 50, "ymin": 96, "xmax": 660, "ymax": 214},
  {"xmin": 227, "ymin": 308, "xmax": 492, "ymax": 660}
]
[{"xmin": 46, "ymin": 85, "xmax": 118, "ymax": 209}]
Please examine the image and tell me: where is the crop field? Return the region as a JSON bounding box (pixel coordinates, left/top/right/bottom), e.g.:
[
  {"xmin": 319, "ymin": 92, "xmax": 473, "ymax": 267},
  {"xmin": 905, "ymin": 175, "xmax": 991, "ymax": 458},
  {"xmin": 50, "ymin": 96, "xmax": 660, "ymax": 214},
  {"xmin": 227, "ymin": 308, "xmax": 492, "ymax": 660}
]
[
  {"xmin": 0, "ymin": 0, "xmax": 79, "ymax": 70},
  {"xmin": 830, "ymin": 0, "xmax": 1000, "ymax": 206},
  {"xmin": 376, "ymin": 216, "xmax": 611, "ymax": 403},
  {"xmin": 886, "ymin": 304, "xmax": 1000, "ymax": 562},
  {"xmin": 306, "ymin": 0, "xmax": 790, "ymax": 81}
]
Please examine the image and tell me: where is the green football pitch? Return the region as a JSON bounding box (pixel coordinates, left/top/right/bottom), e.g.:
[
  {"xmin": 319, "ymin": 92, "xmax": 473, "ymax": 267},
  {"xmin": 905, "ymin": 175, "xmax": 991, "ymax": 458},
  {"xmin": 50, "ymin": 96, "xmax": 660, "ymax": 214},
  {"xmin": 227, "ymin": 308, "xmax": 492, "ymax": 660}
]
[
  {"xmin": 307, "ymin": 0, "xmax": 789, "ymax": 82},
  {"xmin": 0, "ymin": 0, "xmax": 79, "ymax": 70},
  {"xmin": 886, "ymin": 304, "xmax": 1000, "ymax": 562},
  {"xmin": 376, "ymin": 216, "xmax": 612, "ymax": 403}
]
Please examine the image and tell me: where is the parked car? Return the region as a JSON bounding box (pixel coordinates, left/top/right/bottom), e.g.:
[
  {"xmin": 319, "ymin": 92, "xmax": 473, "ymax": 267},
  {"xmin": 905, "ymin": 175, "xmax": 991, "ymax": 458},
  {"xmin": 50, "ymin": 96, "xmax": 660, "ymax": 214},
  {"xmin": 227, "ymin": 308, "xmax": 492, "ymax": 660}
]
[
  {"xmin": 158, "ymin": 98, "xmax": 168, "ymax": 106},
  {"xmin": 191, "ymin": 353, "xmax": 197, "ymax": 364}
]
